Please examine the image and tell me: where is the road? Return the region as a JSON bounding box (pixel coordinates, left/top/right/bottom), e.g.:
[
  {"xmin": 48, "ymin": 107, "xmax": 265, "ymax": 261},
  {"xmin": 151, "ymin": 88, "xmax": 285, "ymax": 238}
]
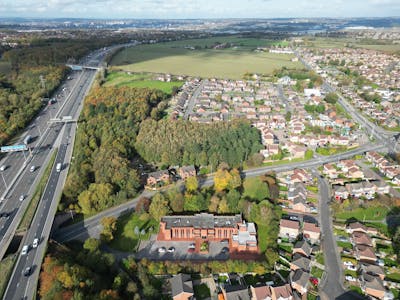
[
  {"xmin": 183, "ymin": 79, "xmax": 206, "ymax": 120},
  {"xmin": 53, "ymin": 141, "xmax": 385, "ymax": 244},
  {"xmin": 0, "ymin": 70, "xmax": 92, "ymax": 260},
  {"xmin": 3, "ymin": 68, "xmax": 96, "ymax": 300}
]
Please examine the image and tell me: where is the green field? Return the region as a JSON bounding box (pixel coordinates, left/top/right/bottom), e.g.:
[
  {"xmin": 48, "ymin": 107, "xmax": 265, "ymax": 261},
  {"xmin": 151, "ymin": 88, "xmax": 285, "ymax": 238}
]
[
  {"xmin": 335, "ymin": 206, "xmax": 389, "ymax": 222},
  {"xmin": 110, "ymin": 37, "xmax": 302, "ymax": 79},
  {"xmin": 104, "ymin": 71, "xmax": 183, "ymax": 94}
]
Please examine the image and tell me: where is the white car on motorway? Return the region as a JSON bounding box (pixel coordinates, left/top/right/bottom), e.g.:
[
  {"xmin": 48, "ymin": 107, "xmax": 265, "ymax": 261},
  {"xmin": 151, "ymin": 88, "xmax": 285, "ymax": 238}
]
[
  {"xmin": 19, "ymin": 195, "xmax": 25, "ymax": 201},
  {"xmin": 32, "ymin": 238, "xmax": 39, "ymax": 248},
  {"xmin": 30, "ymin": 165, "xmax": 36, "ymax": 172},
  {"xmin": 21, "ymin": 245, "xmax": 29, "ymax": 255}
]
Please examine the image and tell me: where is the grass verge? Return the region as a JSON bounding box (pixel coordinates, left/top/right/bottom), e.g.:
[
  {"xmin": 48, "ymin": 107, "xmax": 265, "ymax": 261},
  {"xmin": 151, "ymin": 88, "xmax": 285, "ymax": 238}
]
[
  {"xmin": 17, "ymin": 150, "xmax": 57, "ymax": 231},
  {"xmin": 0, "ymin": 254, "xmax": 17, "ymax": 298}
]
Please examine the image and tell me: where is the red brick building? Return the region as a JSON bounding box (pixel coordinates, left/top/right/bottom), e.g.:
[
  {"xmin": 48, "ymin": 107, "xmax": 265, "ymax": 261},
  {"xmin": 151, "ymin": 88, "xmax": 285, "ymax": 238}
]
[{"xmin": 158, "ymin": 213, "xmax": 258, "ymax": 252}]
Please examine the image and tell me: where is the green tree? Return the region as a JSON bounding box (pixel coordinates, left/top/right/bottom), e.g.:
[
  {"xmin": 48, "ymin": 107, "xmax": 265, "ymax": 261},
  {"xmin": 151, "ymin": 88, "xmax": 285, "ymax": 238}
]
[
  {"xmin": 185, "ymin": 176, "xmax": 199, "ymax": 193},
  {"xmin": 83, "ymin": 238, "xmax": 101, "ymax": 252},
  {"xmin": 149, "ymin": 193, "xmax": 170, "ymax": 221},
  {"xmin": 101, "ymin": 216, "xmax": 117, "ymax": 242}
]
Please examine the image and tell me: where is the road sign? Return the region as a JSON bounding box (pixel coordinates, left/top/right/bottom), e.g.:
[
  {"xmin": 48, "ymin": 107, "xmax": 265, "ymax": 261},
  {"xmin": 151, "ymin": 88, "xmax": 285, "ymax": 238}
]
[{"xmin": 1, "ymin": 144, "xmax": 28, "ymax": 153}]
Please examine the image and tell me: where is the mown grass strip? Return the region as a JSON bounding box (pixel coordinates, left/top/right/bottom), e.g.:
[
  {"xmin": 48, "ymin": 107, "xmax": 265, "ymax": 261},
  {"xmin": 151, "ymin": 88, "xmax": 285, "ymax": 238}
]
[{"xmin": 0, "ymin": 254, "xmax": 17, "ymax": 299}]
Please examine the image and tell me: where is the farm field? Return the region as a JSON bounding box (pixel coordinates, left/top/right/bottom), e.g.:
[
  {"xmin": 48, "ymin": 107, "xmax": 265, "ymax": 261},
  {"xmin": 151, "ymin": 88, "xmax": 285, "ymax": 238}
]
[
  {"xmin": 110, "ymin": 37, "xmax": 302, "ymax": 79},
  {"xmin": 104, "ymin": 71, "xmax": 183, "ymax": 94}
]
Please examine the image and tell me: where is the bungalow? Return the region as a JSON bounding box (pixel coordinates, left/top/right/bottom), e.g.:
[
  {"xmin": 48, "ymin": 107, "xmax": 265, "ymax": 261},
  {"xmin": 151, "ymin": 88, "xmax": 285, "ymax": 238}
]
[
  {"xmin": 289, "ymin": 269, "xmax": 310, "ymax": 295},
  {"xmin": 270, "ymin": 284, "xmax": 293, "ymax": 300},
  {"xmin": 170, "ymin": 274, "xmax": 194, "ymax": 300},
  {"xmin": 147, "ymin": 170, "xmax": 171, "ymax": 186},
  {"xmin": 290, "ymin": 254, "xmax": 311, "ymax": 272},
  {"xmin": 354, "ymin": 245, "xmax": 377, "ymax": 263},
  {"xmin": 279, "ymin": 219, "xmax": 300, "ymax": 241},
  {"xmin": 303, "ymin": 222, "xmax": 321, "ymax": 244},
  {"xmin": 179, "ymin": 166, "xmax": 196, "ymax": 181},
  {"xmin": 292, "ymin": 240, "xmax": 312, "ymax": 257},
  {"xmin": 250, "ymin": 285, "xmax": 272, "ymax": 300},
  {"xmin": 346, "ymin": 222, "xmax": 368, "ymax": 234}
]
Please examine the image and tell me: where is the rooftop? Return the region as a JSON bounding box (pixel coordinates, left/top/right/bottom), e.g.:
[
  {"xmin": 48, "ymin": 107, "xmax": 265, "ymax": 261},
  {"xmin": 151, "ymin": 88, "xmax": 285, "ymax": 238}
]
[{"xmin": 162, "ymin": 213, "xmax": 242, "ymax": 229}]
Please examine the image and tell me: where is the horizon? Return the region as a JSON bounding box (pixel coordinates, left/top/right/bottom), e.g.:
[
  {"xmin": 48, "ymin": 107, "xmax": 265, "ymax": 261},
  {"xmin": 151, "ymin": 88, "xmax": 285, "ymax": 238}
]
[{"xmin": 1, "ymin": 0, "xmax": 400, "ymax": 19}]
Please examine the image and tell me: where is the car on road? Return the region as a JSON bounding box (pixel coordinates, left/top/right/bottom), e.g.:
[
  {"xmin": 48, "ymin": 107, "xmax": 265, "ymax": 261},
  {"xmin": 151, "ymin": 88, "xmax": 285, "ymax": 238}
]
[
  {"xmin": 23, "ymin": 267, "xmax": 32, "ymax": 277},
  {"xmin": 32, "ymin": 238, "xmax": 39, "ymax": 248},
  {"xmin": 167, "ymin": 247, "xmax": 175, "ymax": 253},
  {"xmin": 19, "ymin": 195, "xmax": 25, "ymax": 202},
  {"xmin": 0, "ymin": 165, "xmax": 6, "ymax": 171},
  {"xmin": 30, "ymin": 165, "xmax": 36, "ymax": 172},
  {"xmin": 158, "ymin": 247, "xmax": 166, "ymax": 253},
  {"xmin": 345, "ymin": 275, "xmax": 357, "ymax": 282},
  {"xmin": 0, "ymin": 212, "xmax": 9, "ymax": 218},
  {"xmin": 21, "ymin": 245, "xmax": 29, "ymax": 255}
]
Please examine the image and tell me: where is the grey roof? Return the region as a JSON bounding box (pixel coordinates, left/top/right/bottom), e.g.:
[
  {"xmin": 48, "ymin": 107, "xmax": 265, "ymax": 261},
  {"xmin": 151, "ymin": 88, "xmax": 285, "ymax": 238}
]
[
  {"xmin": 290, "ymin": 269, "xmax": 310, "ymax": 288},
  {"xmin": 293, "ymin": 240, "xmax": 312, "ymax": 257},
  {"xmin": 180, "ymin": 165, "xmax": 196, "ymax": 173},
  {"xmin": 148, "ymin": 170, "xmax": 170, "ymax": 178},
  {"xmin": 224, "ymin": 285, "xmax": 251, "ymax": 300},
  {"xmin": 360, "ymin": 263, "xmax": 385, "ymax": 277},
  {"xmin": 170, "ymin": 273, "xmax": 193, "ymax": 298},
  {"xmin": 362, "ymin": 273, "xmax": 385, "ymax": 292},
  {"xmin": 291, "ymin": 254, "xmax": 311, "ymax": 272},
  {"xmin": 162, "ymin": 213, "xmax": 242, "ymax": 229}
]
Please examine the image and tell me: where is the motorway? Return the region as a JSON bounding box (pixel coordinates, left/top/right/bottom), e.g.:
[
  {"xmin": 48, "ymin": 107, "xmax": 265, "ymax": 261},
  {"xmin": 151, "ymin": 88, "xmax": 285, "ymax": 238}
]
[
  {"xmin": 0, "ymin": 70, "xmax": 91, "ymax": 260},
  {"xmin": 3, "ymin": 69, "xmax": 96, "ymax": 300}
]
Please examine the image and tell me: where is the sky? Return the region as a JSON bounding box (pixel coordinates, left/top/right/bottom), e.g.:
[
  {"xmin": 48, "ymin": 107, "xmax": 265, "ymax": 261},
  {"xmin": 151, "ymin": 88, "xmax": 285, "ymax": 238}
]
[{"xmin": 0, "ymin": 0, "xmax": 399, "ymax": 19}]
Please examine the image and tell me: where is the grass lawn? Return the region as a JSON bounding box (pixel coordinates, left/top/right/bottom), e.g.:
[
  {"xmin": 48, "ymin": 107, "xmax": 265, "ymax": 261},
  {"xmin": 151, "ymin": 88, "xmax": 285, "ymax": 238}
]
[
  {"xmin": 243, "ymin": 177, "xmax": 270, "ymax": 201},
  {"xmin": 193, "ymin": 283, "xmax": 211, "ymax": 300},
  {"xmin": 349, "ymin": 286, "xmax": 363, "ymax": 295},
  {"xmin": 0, "ymin": 254, "xmax": 17, "ymax": 298},
  {"xmin": 316, "ymin": 252, "xmax": 325, "ymax": 265},
  {"xmin": 345, "ymin": 270, "xmax": 357, "ymax": 278},
  {"xmin": 109, "ymin": 212, "xmax": 158, "ymax": 252},
  {"xmin": 337, "ymin": 241, "xmax": 353, "ymax": 249},
  {"xmin": 341, "ymin": 256, "xmax": 357, "ymax": 265},
  {"xmin": 335, "ymin": 206, "xmax": 389, "ymax": 222},
  {"xmin": 333, "ymin": 228, "xmax": 350, "ymax": 237},
  {"xmin": 386, "ymin": 272, "xmax": 400, "ymax": 283},
  {"xmin": 279, "ymin": 244, "xmax": 293, "ymax": 253},
  {"xmin": 311, "ymin": 266, "xmax": 324, "ymax": 279},
  {"xmin": 104, "ymin": 71, "xmax": 183, "ymax": 94},
  {"xmin": 110, "ymin": 37, "xmax": 302, "ymax": 79},
  {"xmin": 376, "ymin": 243, "xmax": 394, "ymax": 255}
]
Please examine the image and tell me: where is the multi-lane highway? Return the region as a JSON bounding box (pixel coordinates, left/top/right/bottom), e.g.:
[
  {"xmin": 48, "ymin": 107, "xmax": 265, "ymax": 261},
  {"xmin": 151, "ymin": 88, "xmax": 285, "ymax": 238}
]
[{"xmin": 3, "ymin": 68, "xmax": 96, "ymax": 300}]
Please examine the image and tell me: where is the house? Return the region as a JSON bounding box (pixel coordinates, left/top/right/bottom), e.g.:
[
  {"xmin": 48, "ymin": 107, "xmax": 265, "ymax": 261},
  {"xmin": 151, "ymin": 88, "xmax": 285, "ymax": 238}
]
[
  {"xmin": 348, "ymin": 166, "xmax": 364, "ymax": 179},
  {"xmin": 333, "ymin": 185, "xmax": 349, "ymax": 201},
  {"xmin": 323, "ymin": 163, "xmax": 338, "ymax": 179},
  {"xmin": 290, "ymin": 254, "xmax": 311, "ymax": 272},
  {"xmin": 359, "ymin": 263, "xmax": 385, "ymax": 281},
  {"xmin": 360, "ymin": 273, "xmax": 386, "ymax": 300},
  {"xmin": 374, "ymin": 180, "xmax": 390, "ymax": 194},
  {"xmin": 351, "ymin": 231, "xmax": 373, "ymax": 247},
  {"xmin": 354, "ymin": 245, "xmax": 377, "ymax": 263},
  {"xmin": 289, "ymin": 269, "xmax": 310, "ymax": 295},
  {"xmin": 270, "ymin": 284, "xmax": 293, "ymax": 300},
  {"xmin": 147, "ymin": 170, "xmax": 170, "ymax": 186},
  {"xmin": 158, "ymin": 213, "xmax": 258, "ymax": 253},
  {"xmin": 170, "ymin": 274, "xmax": 194, "ymax": 300},
  {"xmin": 346, "ymin": 222, "xmax": 368, "ymax": 234},
  {"xmin": 179, "ymin": 166, "xmax": 197, "ymax": 180},
  {"xmin": 292, "ymin": 197, "xmax": 311, "ymax": 213},
  {"xmin": 222, "ymin": 285, "xmax": 251, "ymax": 300},
  {"xmin": 250, "ymin": 285, "xmax": 272, "ymax": 300},
  {"xmin": 292, "ymin": 240, "xmax": 312, "ymax": 257},
  {"xmin": 303, "ymin": 222, "xmax": 321, "ymax": 244},
  {"xmin": 279, "ymin": 219, "xmax": 300, "ymax": 241}
]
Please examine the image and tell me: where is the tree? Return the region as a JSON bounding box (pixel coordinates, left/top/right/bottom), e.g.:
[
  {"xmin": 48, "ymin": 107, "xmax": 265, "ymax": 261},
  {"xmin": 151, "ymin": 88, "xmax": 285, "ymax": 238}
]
[
  {"xmin": 78, "ymin": 183, "xmax": 114, "ymax": 215},
  {"xmin": 135, "ymin": 197, "xmax": 150, "ymax": 214},
  {"xmin": 149, "ymin": 193, "xmax": 170, "ymax": 221},
  {"xmin": 226, "ymin": 189, "xmax": 241, "ymax": 213},
  {"xmin": 325, "ymin": 92, "xmax": 338, "ymax": 104},
  {"xmin": 184, "ymin": 192, "xmax": 208, "ymax": 212},
  {"xmin": 208, "ymin": 195, "xmax": 220, "ymax": 212},
  {"xmin": 101, "ymin": 217, "xmax": 117, "ymax": 242},
  {"xmin": 228, "ymin": 168, "xmax": 242, "ymax": 190},
  {"xmin": 243, "ymin": 177, "xmax": 270, "ymax": 202},
  {"xmin": 83, "ymin": 238, "xmax": 101, "ymax": 252},
  {"xmin": 185, "ymin": 176, "xmax": 199, "ymax": 193},
  {"xmin": 214, "ymin": 168, "xmax": 232, "ymax": 192},
  {"xmin": 166, "ymin": 188, "xmax": 185, "ymax": 213}
]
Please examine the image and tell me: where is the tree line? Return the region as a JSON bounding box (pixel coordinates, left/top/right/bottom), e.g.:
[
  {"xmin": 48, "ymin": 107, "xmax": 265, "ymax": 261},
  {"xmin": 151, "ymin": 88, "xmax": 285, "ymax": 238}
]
[
  {"xmin": 135, "ymin": 119, "xmax": 263, "ymax": 168},
  {"xmin": 61, "ymin": 86, "xmax": 167, "ymax": 215}
]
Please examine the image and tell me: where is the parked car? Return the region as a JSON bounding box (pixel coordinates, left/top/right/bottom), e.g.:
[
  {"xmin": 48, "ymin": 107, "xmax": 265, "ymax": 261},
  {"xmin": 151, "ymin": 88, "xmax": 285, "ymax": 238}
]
[
  {"xmin": 347, "ymin": 265, "xmax": 357, "ymax": 271},
  {"xmin": 345, "ymin": 276, "xmax": 356, "ymax": 282},
  {"xmin": 158, "ymin": 247, "xmax": 166, "ymax": 253},
  {"xmin": 167, "ymin": 247, "xmax": 175, "ymax": 253},
  {"xmin": 376, "ymin": 259, "xmax": 385, "ymax": 267},
  {"xmin": 0, "ymin": 165, "xmax": 6, "ymax": 171},
  {"xmin": 338, "ymin": 236, "xmax": 348, "ymax": 242},
  {"xmin": 188, "ymin": 243, "xmax": 195, "ymax": 249},
  {"xmin": 19, "ymin": 195, "xmax": 25, "ymax": 202},
  {"xmin": 343, "ymin": 261, "xmax": 353, "ymax": 267},
  {"xmin": 32, "ymin": 238, "xmax": 39, "ymax": 248},
  {"xmin": 30, "ymin": 165, "xmax": 36, "ymax": 172},
  {"xmin": 310, "ymin": 277, "xmax": 319, "ymax": 286}
]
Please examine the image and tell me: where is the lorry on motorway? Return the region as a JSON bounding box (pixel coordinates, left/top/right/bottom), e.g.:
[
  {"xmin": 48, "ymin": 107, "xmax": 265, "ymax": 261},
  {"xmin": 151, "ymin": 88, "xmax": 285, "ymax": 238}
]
[
  {"xmin": 56, "ymin": 163, "xmax": 62, "ymax": 172},
  {"xmin": 23, "ymin": 135, "xmax": 32, "ymax": 145}
]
